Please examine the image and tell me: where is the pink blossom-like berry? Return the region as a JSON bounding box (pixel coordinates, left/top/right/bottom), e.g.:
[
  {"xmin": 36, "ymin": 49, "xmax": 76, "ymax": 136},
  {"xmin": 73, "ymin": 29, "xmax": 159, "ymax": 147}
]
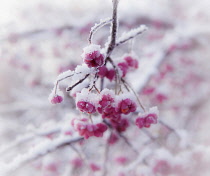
[
  {"xmin": 111, "ymin": 118, "xmax": 129, "ymax": 132},
  {"xmin": 117, "ymin": 98, "xmax": 137, "ymax": 115},
  {"xmin": 90, "ymin": 163, "xmax": 101, "ymax": 172},
  {"xmin": 106, "ymin": 69, "xmax": 116, "ymax": 81},
  {"xmin": 124, "ymin": 56, "xmax": 138, "ymax": 69},
  {"xmin": 98, "ymin": 66, "xmax": 108, "ymax": 78},
  {"xmin": 50, "ymin": 95, "xmax": 63, "ymax": 104},
  {"xmin": 136, "ymin": 113, "xmax": 158, "ymax": 128},
  {"xmin": 72, "ymin": 118, "xmax": 107, "ymax": 139},
  {"xmin": 102, "ymin": 107, "xmax": 121, "ymax": 121},
  {"xmin": 77, "ymin": 101, "xmax": 96, "ymax": 114},
  {"xmin": 117, "ymin": 62, "xmax": 129, "ymax": 77},
  {"xmin": 82, "ymin": 45, "xmax": 104, "ymax": 68},
  {"xmin": 98, "ymin": 94, "xmax": 115, "ymax": 114}
]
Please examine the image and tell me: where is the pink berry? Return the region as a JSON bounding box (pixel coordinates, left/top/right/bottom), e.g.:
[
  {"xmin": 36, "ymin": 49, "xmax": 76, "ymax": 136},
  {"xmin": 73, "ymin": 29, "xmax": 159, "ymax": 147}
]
[
  {"xmin": 98, "ymin": 66, "xmax": 108, "ymax": 78},
  {"xmin": 117, "ymin": 62, "xmax": 129, "ymax": 77},
  {"xmin": 72, "ymin": 118, "xmax": 107, "ymax": 139},
  {"xmin": 77, "ymin": 101, "xmax": 96, "ymax": 114},
  {"xmin": 136, "ymin": 113, "xmax": 158, "ymax": 128},
  {"xmin": 111, "ymin": 118, "xmax": 129, "ymax": 132},
  {"xmin": 102, "ymin": 107, "xmax": 121, "ymax": 121},
  {"xmin": 98, "ymin": 94, "xmax": 115, "ymax": 114},
  {"xmin": 51, "ymin": 95, "xmax": 63, "ymax": 104},
  {"xmin": 106, "ymin": 69, "xmax": 116, "ymax": 81},
  {"xmin": 82, "ymin": 45, "xmax": 104, "ymax": 68},
  {"xmin": 117, "ymin": 98, "xmax": 137, "ymax": 115},
  {"xmin": 124, "ymin": 56, "xmax": 138, "ymax": 69}
]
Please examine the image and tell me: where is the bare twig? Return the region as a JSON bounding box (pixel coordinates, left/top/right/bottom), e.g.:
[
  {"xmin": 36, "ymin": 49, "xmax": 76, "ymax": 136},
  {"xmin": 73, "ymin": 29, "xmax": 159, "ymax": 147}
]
[
  {"xmin": 88, "ymin": 18, "xmax": 113, "ymax": 44},
  {"xmin": 106, "ymin": 0, "xmax": 119, "ymax": 57},
  {"xmin": 116, "ymin": 25, "xmax": 148, "ymax": 47},
  {"xmin": 66, "ymin": 74, "xmax": 90, "ymax": 91}
]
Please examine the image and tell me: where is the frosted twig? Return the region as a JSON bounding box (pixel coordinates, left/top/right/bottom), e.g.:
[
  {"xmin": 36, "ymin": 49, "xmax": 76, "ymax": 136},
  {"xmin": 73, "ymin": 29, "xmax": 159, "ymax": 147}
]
[
  {"xmin": 121, "ymin": 78, "xmax": 146, "ymax": 112},
  {"xmin": 88, "ymin": 18, "xmax": 113, "ymax": 44},
  {"xmin": 66, "ymin": 74, "xmax": 90, "ymax": 91},
  {"xmin": 106, "ymin": 0, "xmax": 119, "ymax": 57},
  {"xmin": 116, "ymin": 25, "xmax": 148, "ymax": 47},
  {"xmin": 2, "ymin": 136, "xmax": 83, "ymax": 175},
  {"xmin": 0, "ymin": 126, "xmax": 61, "ymax": 155}
]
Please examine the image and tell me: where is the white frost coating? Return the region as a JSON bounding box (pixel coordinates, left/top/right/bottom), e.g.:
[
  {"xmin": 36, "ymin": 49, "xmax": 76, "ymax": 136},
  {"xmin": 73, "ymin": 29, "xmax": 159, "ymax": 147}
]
[
  {"xmin": 81, "ymin": 44, "xmax": 101, "ymax": 59},
  {"xmin": 1, "ymin": 135, "xmax": 82, "ymax": 174},
  {"xmin": 90, "ymin": 18, "xmax": 112, "ymax": 35},
  {"xmin": 138, "ymin": 106, "xmax": 159, "ymax": 118},
  {"xmin": 117, "ymin": 25, "xmax": 148, "ymax": 44},
  {"xmin": 116, "ymin": 92, "xmax": 137, "ymax": 104},
  {"xmin": 48, "ymin": 87, "xmax": 64, "ymax": 101},
  {"xmin": 56, "ymin": 70, "xmax": 73, "ymax": 82},
  {"xmin": 75, "ymin": 88, "xmax": 100, "ymax": 107}
]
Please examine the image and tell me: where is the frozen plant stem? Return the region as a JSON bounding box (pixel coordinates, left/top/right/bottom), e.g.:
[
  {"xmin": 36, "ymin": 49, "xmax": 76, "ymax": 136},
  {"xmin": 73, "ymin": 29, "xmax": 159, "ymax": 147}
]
[{"xmin": 106, "ymin": 0, "xmax": 119, "ymax": 57}]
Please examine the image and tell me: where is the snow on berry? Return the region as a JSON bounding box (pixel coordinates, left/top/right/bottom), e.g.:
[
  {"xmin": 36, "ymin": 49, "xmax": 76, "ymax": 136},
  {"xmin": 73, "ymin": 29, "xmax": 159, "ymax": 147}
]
[
  {"xmin": 135, "ymin": 107, "xmax": 159, "ymax": 128},
  {"xmin": 76, "ymin": 88, "xmax": 99, "ymax": 114},
  {"xmin": 97, "ymin": 89, "xmax": 115, "ymax": 113},
  {"xmin": 116, "ymin": 94, "xmax": 137, "ymax": 115},
  {"xmin": 117, "ymin": 62, "xmax": 129, "ymax": 77},
  {"xmin": 49, "ymin": 88, "xmax": 64, "ymax": 104},
  {"xmin": 82, "ymin": 44, "xmax": 104, "ymax": 68},
  {"xmin": 77, "ymin": 101, "xmax": 96, "ymax": 114},
  {"xmin": 71, "ymin": 118, "xmax": 107, "ymax": 139}
]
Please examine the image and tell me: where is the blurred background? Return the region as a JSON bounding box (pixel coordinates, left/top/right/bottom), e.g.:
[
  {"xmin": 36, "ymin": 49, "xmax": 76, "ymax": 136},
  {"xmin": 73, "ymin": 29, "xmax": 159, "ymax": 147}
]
[{"xmin": 0, "ymin": 0, "xmax": 210, "ymax": 176}]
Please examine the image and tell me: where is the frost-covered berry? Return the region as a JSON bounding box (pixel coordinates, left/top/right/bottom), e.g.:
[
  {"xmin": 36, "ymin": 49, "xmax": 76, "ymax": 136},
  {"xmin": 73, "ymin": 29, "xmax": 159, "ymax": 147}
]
[
  {"xmin": 124, "ymin": 56, "xmax": 138, "ymax": 69},
  {"xmin": 82, "ymin": 44, "xmax": 104, "ymax": 68},
  {"xmin": 49, "ymin": 88, "xmax": 64, "ymax": 104},
  {"xmin": 136, "ymin": 107, "xmax": 158, "ymax": 128},
  {"xmin": 76, "ymin": 88, "xmax": 98, "ymax": 114},
  {"xmin": 116, "ymin": 98, "xmax": 137, "ymax": 115},
  {"xmin": 77, "ymin": 101, "xmax": 96, "ymax": 114},
  {"xmin": 117, "ymin": 62, "xmax": 129, "ymax": 77},
  {"xmin": 72, "ymin": 118, "xmax": 107, "ymax": 139},
  {"xmin": 102, "ymin": 107, "xmax": 121, "ymax": 121},
  {"xmin": 98, "ymin": 90, "xmax": 115, "ymax": 113},
  {"xmin": 50, "ymin": 95, "xmax": 63, "ymax": 104}
]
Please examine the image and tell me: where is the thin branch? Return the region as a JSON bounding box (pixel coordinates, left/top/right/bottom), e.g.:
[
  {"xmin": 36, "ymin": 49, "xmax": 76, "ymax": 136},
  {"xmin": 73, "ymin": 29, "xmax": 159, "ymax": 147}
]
[
  {"xmin": 66, "ymin": 74, "xmax": 90, "ymax": 92},
  {"xmin": 88, "ymin": 18, "xmax": 113, "ymax": 44},
  {"xmin": 3, "ymin": 136, "xmax": 83, "ymax": 175},
  {"xmin": 106, "ymin": 0, "xmax": 119, "ymax": 57},
  {"xmin": 116, "ymin": 25, "xmax": 148, "ymax": 47},
  {"xmin": 121, "ymin": 78, "xmax": 146, "ymax": 112}
]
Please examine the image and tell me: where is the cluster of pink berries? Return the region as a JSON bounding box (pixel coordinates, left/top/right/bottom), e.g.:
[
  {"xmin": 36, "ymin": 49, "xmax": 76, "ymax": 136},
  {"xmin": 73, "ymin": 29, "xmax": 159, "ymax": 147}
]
[
  {"xmin": 71, "ymin": 118, "xmax": 107, "ymax": 139},
  {"xmin": 135, "ymin": 107, "xmax": 158, "ymax": 128},
  {"xmin": 49, "ymin": 44, "xmax": 158, "ymax": 139},
  {"xmin": 82, "ymin": 44, "xmax": 104, "ymax": 68},
  {"xmin": 117, "ymin": 56, "xmax": 138, "ymax": 77}
]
